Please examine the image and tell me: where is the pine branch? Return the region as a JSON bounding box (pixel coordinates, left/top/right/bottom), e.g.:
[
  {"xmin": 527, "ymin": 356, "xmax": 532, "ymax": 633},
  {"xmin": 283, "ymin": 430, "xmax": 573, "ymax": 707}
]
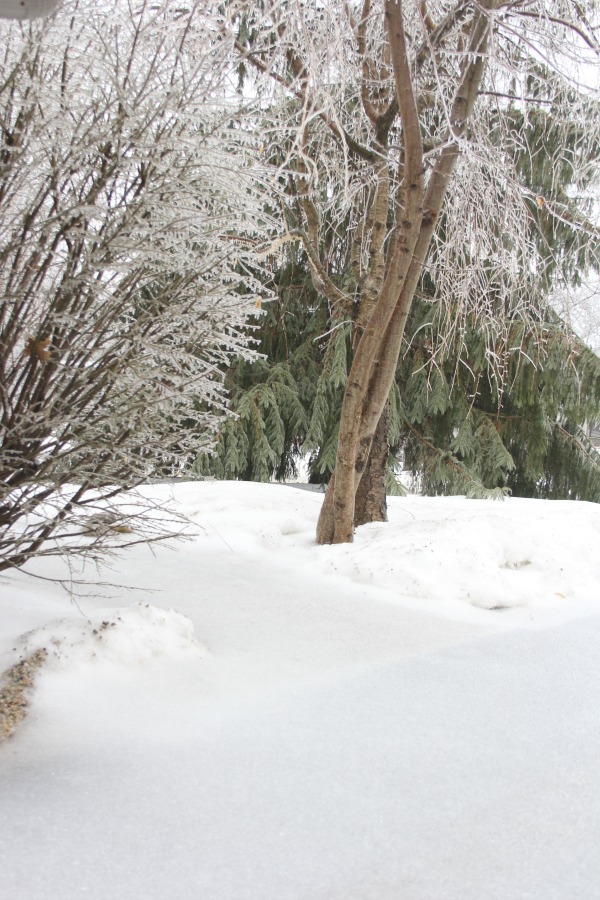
[{"xmin": 554, "ymin": 423, "xmax": 600, "ymax": 471}]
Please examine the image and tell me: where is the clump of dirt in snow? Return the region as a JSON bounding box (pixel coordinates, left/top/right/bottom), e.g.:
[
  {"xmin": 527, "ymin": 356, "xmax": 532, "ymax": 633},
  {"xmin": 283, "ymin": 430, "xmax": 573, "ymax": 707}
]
[
  {"xmin": 0, "ymin": 604, "xmax": 203, "ymax": 741},
  {"xmin": 0, "ymin": 648, "xmax": 48, "ymax": 741}
]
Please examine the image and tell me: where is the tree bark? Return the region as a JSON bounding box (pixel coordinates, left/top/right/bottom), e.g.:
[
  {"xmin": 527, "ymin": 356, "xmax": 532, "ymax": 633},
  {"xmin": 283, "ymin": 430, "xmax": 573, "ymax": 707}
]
[
  {"xmin": 317, "ymin": 0, "xmax": 424, "ymax": 544},
  {"xmin": 316, "ymin": 0, "xmax": 497, "ymax": 544},
  {"xmin": 354, "ymin": 401, "xmax": 389, "ymax": 527}
]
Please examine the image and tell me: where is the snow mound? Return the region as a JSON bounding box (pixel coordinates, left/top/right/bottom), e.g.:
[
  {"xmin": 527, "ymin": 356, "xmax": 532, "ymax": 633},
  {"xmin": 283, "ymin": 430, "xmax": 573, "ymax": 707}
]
[
  {"xmin": 316, "ymin": 495, "xmax": 600, "ymax": 624},
  {"xmin": 10, "ymin": 603, "xmax": 203, "ymax": 671}
]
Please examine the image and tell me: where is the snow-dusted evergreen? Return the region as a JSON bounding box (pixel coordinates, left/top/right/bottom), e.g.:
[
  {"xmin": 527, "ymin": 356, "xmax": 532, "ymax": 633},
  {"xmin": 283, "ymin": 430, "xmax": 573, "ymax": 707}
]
[{"xmin": 0, "ymin": 1, "xmax": 274, "ymax": 570}]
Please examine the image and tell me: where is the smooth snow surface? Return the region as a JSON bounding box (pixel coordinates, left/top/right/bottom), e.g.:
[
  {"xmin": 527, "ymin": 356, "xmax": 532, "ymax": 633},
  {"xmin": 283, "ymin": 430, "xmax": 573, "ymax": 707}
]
[{"xmin": 1, "ymin": 482, "xmax": 600, "ymax": 900}]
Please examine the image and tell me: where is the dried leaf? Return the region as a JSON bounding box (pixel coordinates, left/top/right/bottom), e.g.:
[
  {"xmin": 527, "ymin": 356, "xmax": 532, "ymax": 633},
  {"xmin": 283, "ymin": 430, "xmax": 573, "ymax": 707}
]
[{"xmin": 24, "ymin": 337, "xmax": 51, "ymax": 362}]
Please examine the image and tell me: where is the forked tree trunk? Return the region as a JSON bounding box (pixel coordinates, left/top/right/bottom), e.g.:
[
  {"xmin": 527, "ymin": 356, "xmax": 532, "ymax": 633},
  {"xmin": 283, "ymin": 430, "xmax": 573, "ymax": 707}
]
[{"xmin": 316, "ymin": 0, "xmax": 496, "ymax": 544}]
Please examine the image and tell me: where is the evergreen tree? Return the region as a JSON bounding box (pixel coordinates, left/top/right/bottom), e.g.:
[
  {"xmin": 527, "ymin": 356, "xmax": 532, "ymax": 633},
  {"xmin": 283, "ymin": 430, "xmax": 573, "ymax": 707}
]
[
  {"xmin": 195, "ymin": 98, "xmax": 600, "ymax": 499},
  {"xmin": 195, "ymin": 253, "xmax": 600, "ymax": 502},
  {"xmin": 396, "ymin": 300, "xmax": 600, "ymax": 501},
  {"xmin": 198, "ymin": 3, "xmax": 600, "ymax": 511}
]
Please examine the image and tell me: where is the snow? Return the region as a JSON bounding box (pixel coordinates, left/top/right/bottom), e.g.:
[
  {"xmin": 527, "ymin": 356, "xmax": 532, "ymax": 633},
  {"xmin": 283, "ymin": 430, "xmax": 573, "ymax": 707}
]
[
  {"xmin": 1, "ymin": 481, "xmax": 600, "ymax": 899},
  {"xmin": 10, "ymin": 604, "xmax": 204, "ymax": 670}
]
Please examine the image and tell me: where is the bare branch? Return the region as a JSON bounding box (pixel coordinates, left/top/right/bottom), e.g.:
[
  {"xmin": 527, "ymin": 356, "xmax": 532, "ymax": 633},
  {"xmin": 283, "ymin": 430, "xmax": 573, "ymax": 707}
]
[{"xmin": 0, "ymin": 0, "xmax": 276, "ymax": 570}]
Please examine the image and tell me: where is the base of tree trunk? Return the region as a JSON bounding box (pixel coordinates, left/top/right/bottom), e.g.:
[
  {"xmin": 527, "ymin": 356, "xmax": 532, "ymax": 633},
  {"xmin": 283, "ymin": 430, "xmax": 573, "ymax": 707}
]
[
  {"xmin": 316, "ymin": 404, "xmax": 390, "ymax": 544},
  {"xmin": 354, "ymin": 403, "xmax": 389, "ymax": 527}
]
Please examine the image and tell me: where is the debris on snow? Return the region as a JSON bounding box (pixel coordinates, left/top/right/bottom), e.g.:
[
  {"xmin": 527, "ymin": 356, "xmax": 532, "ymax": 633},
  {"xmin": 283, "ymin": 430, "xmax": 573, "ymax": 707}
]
[{"xmin": 0, "ymin": 648, "xmax": 48, "ymax": 741}]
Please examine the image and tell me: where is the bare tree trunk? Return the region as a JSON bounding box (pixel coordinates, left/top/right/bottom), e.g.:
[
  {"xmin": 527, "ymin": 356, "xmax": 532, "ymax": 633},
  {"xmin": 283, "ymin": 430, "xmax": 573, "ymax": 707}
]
[
  {"xmin": 316, "ymin": 0, "xmax": 496, "ymax": 544},
  {"xmin": 354, "ymin": 401, "xmax": 389, "ymax": 527}
]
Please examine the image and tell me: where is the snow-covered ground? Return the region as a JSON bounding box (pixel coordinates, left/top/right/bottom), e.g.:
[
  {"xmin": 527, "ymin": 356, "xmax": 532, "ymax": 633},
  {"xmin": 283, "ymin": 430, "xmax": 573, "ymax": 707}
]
[{"xmin": 1, "ymin": 482, "xmax": 600, "ymax": 900}]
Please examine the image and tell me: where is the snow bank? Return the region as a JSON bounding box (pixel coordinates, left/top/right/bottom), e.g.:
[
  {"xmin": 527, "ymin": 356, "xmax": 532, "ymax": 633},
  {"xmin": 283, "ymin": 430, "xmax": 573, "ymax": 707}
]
[
  {"xmin": 1, "ymin": 482, "xmax": 600, "ymax": 900},
  {"xmin": 315, "ymin": 494, "xmax": 600, "ymax": 624},
  {"xmin": 7, "ymin": 603, "xmax": 203, "ymax": 672},
  {"xmin": 171, "ymin": 481, "xmax": 600, "ymax": 627}
]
